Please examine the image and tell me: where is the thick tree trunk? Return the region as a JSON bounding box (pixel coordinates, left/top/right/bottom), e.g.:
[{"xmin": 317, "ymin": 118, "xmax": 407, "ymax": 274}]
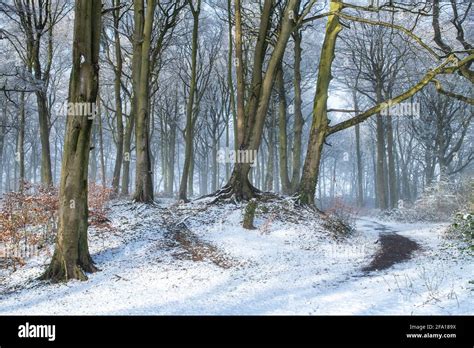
[
  {"xmin": 133, "ymin": 0, "xmax": 155, "ymax": 203},
  {"xmin": 224, "ymin": 163, "xmax": 257, "ymax": 201},
  {"xmin": 298, "ymin": 0, "xmax": 342, "ymax": 205},
  {"xmin": 41, "ymin": 0, "xmax": 101, "ymax": 282}
]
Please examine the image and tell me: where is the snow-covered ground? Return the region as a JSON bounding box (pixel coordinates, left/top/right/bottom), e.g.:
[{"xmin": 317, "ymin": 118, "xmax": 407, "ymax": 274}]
[{"xmin": 0, "ymin": 199, "xmax": 472, "ymax": 315}]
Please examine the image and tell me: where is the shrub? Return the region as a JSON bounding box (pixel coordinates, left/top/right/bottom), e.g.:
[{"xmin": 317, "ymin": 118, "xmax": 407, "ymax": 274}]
[
  {"xmin": 445, "ymin": 212, "xmax": 473, "ymax": 251},
  {"xmin": 379, "ymin": 177, "xmax": 471, "ymax": 222},
  {"xmin": 324, "ymin": 197, "xmax": 356, "ymax": 237},
  {"xmin": 0, "ymin": 183, "xmax": 113, "ymax": 271},
  {"xmin": 88, "ymin": 183, "xmax": 113, "ymax": 227}
]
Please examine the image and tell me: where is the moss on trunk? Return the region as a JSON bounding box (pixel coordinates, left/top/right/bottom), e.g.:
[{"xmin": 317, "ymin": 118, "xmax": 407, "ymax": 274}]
[
  {"xmin": 41, "ymin": 0, "xmax": 101, "ymax": 282},
  {"xmin": 243, "ymin": 199, "xmax": 258, "ymax": 229}
]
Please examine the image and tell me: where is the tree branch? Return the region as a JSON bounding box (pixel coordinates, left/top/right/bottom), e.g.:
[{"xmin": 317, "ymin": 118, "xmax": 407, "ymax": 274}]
[
  {"xmin": 431, "ymin": 79, "xmax": 474, "ymax": 105},
  {"xmin": 328, "ymin": 54, "xmax": 467, "ymax": 135}
]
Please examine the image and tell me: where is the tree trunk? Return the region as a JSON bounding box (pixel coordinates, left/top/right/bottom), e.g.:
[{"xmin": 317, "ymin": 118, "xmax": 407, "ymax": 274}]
[
  {"xmin": 36, "ymin": 93, "xmax": 53, "ymax": 186},
  {"xmin": 330, "ymin": 157, "xmax": 337, "ymax": 201},
  {"xmin": 188, "ymin": 148, "xmax": 194, "ymax": 198},
  {"xmin": 353, "ymin": 90, "xmax": 364, "ymax": 207},
  {"xmin": 179, "ymin": 2, "xmax": 200, "ymax": 201},
  {"xmin": 227, "ymin": 0, "xmax": 238, "ymax": 151},
  {"xmin": 41, "ymin": 0, "xmax": 101, "ymax": 282},
  {"xmin": 386, "ymin": 113, "xmax": 398, "ymax": 209},
  {"xmin": 111, "ymin": 0, "xmax": 124, "ymax": 194},
  {"xmin": 133, "ymin": 0, "xmax": 155, "ymax": 203},
  {"xmin": 211, "ymin": 136, "xmax": 218, "ymax": 193},
  {"xmin": 89, "ymin": 116, "xmax": 98, "ymax": 183},
  {"xmin": 97, "ymin": 101, "xmax": 106, "ymax": 187},
  {"xmin": 243, "ymin": 199, "xmax": 257, "ymax": 229},
  {"xmin": 233, "ymin": 0, "xmax": 250, "ymax": 147},
  {"xmin": 18, "ymin": 92, "xmax": 26, "ymax": 192},
  {"xmin": 121, "ymin": 114, "xmax": 134, "ymax": 195},
  {"xmin": 290, "ymin": 30, "xmax": 304, "ymax": 193},
  {"xmin": 165, "ymin": 112, "xmax": 176, "ymax": 196},
  {"xmin": 265, "ymin": 107, "xmax": 276, "ymax": 191},
  {"xmin": 298, "ymin": 0, "xmax": 342, "ymax": 205},
  {"xmin": 0, "ymin": 104, "xmax": 6, "ymax": 193},
  {"xmin": 276, "ymin": 65, "xmax": 291, "ymax": 194},
  {"xmin": 374, "ymin": 79, "xmax": 388, "ymax": 209}
]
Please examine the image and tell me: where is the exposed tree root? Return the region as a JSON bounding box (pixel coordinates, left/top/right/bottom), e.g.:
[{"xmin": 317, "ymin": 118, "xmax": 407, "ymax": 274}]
[
  {"xmin": 40, "ymin": 259, "xmax": 89, "ymax": 283},
  {"xmin": 40, "ymin": 249, "xmax": 99, "ymax": 283},
  {"xmin": 200, "ymin": 184, "xmax": 285, "ymax": 206}
]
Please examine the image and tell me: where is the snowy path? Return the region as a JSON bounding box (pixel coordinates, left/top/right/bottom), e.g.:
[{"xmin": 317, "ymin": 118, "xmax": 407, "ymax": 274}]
[
  {"xmin": 320, "ymin": 218, "xmax": 472, "ymax": 314},
  {"xmin": 0, "ymin": 204, "xmax": 472, "ymax": 315}
]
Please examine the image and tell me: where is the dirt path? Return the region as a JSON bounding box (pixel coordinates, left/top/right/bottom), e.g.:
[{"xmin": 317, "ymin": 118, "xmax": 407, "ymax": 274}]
[{"xmin": 360, "ymin": 220, "xmax": 421, "ymax": 272}]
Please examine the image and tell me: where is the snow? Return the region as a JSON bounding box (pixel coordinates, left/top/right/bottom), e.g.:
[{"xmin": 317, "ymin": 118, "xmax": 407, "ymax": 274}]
[{"xmin": 0, "ymin": 200, "xmax": 472, "ymax": 315}]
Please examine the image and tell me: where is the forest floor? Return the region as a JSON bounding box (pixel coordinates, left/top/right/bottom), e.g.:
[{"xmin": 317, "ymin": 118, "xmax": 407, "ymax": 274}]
[{"xmin": 0, "ymin": 198, "xmax": 472, "ymax": 315}]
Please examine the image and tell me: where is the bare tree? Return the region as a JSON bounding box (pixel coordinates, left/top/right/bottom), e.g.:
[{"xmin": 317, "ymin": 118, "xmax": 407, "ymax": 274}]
[{"xmin": 41, "ymin": 0, "xmax": 101, "ymax": 282}]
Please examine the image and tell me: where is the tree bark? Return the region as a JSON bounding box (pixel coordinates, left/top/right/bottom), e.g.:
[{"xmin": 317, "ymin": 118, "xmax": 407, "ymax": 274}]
[
  {"xmin": 97, "ymin": 101, "xmax": 106, "ymax": 187},
  {"xmin": 298, "ymin": 0, "xmax": 342, "ymax": 205},
  {"xmin": 121, "ymin": 113, "xmax": 134, "ymax": 195},
  {"xmin": 375, "ymin": 82, "xmax": 388, "ymax": 210},
  {"xmin": 386, "ymin": 113, "xmax": 398, "ymax": 209},
  {"xmin": 133, "ymin": 0, "xmax": 155, "ymax": 203},
  {"xmin": 179, "ymin": 0, "xmax": 200, "ymax": 201},
  {"xmin": 111, "ymin": 0, "xmax": 124, "ymax": 194},
  {"xmin": 165, "ymin": 104, "xmax": 177, "ymax": 196},
  {"xmin": 276, "ymin": 64, "xmax": 291, "ymax": 194},
  {"xmin": 227, "ymin": 0, "xmax": 238, "ymax": 151},
  {"xmin": 37, "ymin": 93, "xmax": 53, "ymax": 186},
  {"xmin": 18, "ymin": 92, "xmax": 26, "ymax": 192},
  {"xmin": 41, "ymin": 0, "xmax": 101, "ymax": 282},
  {"xmin": 353, "ymin": 91, "xmax": 364, "ymax": 207},
  {"xmin": 0, "ymin": 105, "xmax": 6, "ymax": 193},
  {"xmin": 290, "ymin": 30, "xmax": 304, "ymax": 193}
]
